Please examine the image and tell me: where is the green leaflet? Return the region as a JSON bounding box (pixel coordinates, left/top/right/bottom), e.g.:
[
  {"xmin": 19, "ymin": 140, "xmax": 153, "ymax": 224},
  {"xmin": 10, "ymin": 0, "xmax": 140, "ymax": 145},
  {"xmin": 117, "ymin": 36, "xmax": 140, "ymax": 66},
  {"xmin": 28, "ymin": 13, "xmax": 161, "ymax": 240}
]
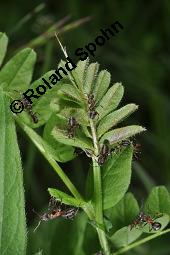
[
  {"xmin": 144, "ymin": 186, "xmax": 170, "ymax": 215},
  {"xmin": 0, "ymin": 48, "xmax": 36, "ymax": 91},
  {"xmin": 72, "ymin": 59, "xmax": 89, "ymax": 86},
  {"xmin": 0, "ymin": 91, "xmax": 26, "ymax": 255},
  {"xmin": 57, "ymin": 83, "xmax": 83, "ymax": 106},
  {"xmin": 102, "ymin": 147, "xmax": 133, "ymax": 210},
  {"xmin": 52, "ymin": 126, "xmax": 93, "ymax": 150},
  {"xmin": 93, "ymin": 70, "xmax": 111, "ymax": 104},
  {"xmin": 43, "ymin": 114, "xmax": 75, "ymax": 162},
  {"xmin": 83, "ymin": 62, "xmax": 99, "ymax": 94},
  {"xmin": 97, "ymin": 104, "xmax": 138, "ymax": 138},
  {"xmin": 105, "ymin": 193, "xmax": 139, "ymax": 233},
  {"xmin": 48, "ymin": 188, "xmax": 85, "ymax": 207},
  {"xmin": 0, "ymin": 33, "xmax": 8, "ymax": 67},
  {"xmin": 96, "ymin": 82, "xmax": 124, "ymax": 120},
  {"xmin": 110, "ymin": 226, "xmax": 142, "ymax": 248},
  {"xmin": 100, "ymin": 125, "xmax": 146, "ymax": 144}
]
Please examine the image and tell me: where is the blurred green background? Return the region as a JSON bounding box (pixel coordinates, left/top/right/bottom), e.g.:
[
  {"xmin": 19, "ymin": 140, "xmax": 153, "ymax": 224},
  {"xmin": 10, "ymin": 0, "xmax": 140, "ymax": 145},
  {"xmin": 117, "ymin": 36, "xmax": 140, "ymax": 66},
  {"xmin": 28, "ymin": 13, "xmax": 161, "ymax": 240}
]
[{"xmin": 1, "ymin": 0, "xmax": 170, "ymax": 254}]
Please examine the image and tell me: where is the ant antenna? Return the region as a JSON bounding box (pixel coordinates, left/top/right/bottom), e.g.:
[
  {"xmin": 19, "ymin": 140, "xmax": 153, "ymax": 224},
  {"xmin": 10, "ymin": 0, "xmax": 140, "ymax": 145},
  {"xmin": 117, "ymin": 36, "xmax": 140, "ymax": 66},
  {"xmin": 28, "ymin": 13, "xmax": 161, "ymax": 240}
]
[
  {"xmin": 32, "ymin": 209, "xmax": 42, "ymax": 232},
  {"xmin": 33, "ymin": 220, "xmax": 42, "ymax": 232}
]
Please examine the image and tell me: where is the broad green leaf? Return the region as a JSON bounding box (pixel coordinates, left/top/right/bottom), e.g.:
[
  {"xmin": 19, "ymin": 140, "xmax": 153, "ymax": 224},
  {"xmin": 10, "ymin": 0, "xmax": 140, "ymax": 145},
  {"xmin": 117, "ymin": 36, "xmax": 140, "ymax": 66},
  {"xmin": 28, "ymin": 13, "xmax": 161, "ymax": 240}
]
[
  {"xmin": 52, "ymin": 126, "xmax": 93, "ymax": 150},
  {"xmin": 83, "ymin": 62, "xmax": 99, "ymax": 94},
  {"xmin": 144, "ymin": 186, "xmax": 170, "ymax": 215},
  {"xmin": 0, "ymin": 48, "xmax": 36, "ymax": 91},
  {"xmin": 97, "ymin": 104, "xmax": 138, "ymax": 138},
  {"xmin": 0, "ymin": 33, "xmax": 8, "ymax": 67},
  {"xmin": 142, "ymin": 214, "xmax": 169, "ymax": 234},
  {"xmin": 48, "ymin": 188, "xmax": 85, "ymax": 207},
  {"xmin": 43, "ymin": 114, "xmax": 75, "ymax": 162},
  {"xmin": 106, "ymin": 193, "xmax": 139, "ymax": 233},
  {"xmin": 0, "ymin": 90, "xmax": 26, "ymax": 254},
  {"xmin": 110, "ymin": 226, "xmax": 142, "ymax": 248},
  {"xmin": 96, "ymin": 83, "xmax": 124, "ymax": 120},
  {"xmin": 102, "ymin": 147, "xmax": 133, "ymax": 209},
  {"xmin": 93, "ymin": 70, "xmax": 111, "ymax": 103},
  {"xmin": 100, "ymin": 125, "xmax": 146, "ymax": 144}
]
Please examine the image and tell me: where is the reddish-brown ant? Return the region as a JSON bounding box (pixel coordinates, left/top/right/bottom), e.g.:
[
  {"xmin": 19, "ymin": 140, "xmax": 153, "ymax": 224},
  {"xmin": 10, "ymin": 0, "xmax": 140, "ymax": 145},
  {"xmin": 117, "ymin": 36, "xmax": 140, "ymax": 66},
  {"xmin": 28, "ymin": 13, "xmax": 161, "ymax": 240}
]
[
  {"xmin": 33, "ymin": 197, "xmax": 79, "ymax": 232},
  {"xmin": 87, "ymin": 94, "xmax": 98, "ymax": 119},
  {"xmin": 98, "ymin": 140, "xmax": 111, "ymax": 166},
  {"xmin": 67, "ymin": 116, "xmax": 80, "ymax": 138},
  {"xmin": 130, "ymin": 211, "xmax": 161, "ymax": 231},
  {"xmin": 21, "ymin": 97, "xmax": 38, "ymax": 123},
  {"xmin": 114, "ymin": 139, "xmax": 141, "ymax": 160}
]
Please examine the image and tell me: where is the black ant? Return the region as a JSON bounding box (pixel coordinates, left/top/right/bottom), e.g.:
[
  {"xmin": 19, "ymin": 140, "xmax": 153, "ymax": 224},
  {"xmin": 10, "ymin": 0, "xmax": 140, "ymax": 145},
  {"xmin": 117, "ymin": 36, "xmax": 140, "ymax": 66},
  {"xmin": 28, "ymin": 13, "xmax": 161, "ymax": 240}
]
[
  {"xmin": 33, "ymin": 197, "xmax": 79, "ymax": 232},
  {"xmin": 98, "ymin": 140, "xmax": 111, "ymax": 166},
  {"xmin": 130, "ymin": 211, "xmax": 161, "ymax": 231},
  {"xmin": 21, "ymin": 97, "xmax": 38, "ymax": 123},
  {"xmin": 67, "ymin": 116, "xmax": 80, "ymax": 138},
  {"xmin": 87, "ymin": 94, "xmax": 98, "ymax": 119}
]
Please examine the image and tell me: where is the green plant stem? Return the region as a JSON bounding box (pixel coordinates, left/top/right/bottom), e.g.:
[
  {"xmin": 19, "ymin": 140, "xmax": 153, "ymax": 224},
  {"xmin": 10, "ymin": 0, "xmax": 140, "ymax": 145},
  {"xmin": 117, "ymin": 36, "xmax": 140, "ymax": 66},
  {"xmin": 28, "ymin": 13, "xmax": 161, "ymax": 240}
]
[
  {"xmin": 113, "ymin": 228, "xmax": 170, "ymax": 255},
  {"xmin": 90, "ymin": 119, "xmax": 110, "ymax": 255}
]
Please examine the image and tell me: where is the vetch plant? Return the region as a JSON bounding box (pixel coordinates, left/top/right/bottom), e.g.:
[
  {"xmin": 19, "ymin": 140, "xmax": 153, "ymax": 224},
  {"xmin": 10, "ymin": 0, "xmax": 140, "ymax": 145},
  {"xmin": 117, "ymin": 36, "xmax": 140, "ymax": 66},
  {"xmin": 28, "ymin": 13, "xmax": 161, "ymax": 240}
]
[{"xmin": 0, "ymin": 32, "xmax": 170, "ymax": 255}]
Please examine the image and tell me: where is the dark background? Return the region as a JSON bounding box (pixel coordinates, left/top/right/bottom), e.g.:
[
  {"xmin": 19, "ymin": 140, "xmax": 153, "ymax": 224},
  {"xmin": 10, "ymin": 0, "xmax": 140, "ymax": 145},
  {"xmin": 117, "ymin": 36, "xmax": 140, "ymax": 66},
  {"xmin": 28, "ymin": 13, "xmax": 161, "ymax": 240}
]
[{"xmin": 1, "ymin": 0, "xmax": 170, "ymax": 254}]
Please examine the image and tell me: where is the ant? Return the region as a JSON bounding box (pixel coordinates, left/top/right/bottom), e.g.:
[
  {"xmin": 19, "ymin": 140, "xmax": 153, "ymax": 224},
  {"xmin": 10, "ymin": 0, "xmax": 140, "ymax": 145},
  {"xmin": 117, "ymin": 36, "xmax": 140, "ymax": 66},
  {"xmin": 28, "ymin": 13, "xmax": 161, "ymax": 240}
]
[
  {"xmin": 21, "ymin": 97, "xmax": 38, "ymax": 123},
  {"xmin": 33, "ymin": 197, "xmax": 79, "ymax": 232},
  {"xmin": 87, "ymin": 94, "xmax": 98, "ymax": 119},
  {"xmin": 114, "ymin": 139, "xmax": 141, "ymax": 160},
  {"xmin": 98, "ymin": 140, "xmax": 111, "ymax": 166},
  {"xmin": 130, "ymin": 211, "xmax": 161, "ymax": 231},
  {"xmin": 67, "ymin": 116, "xmax": 80, "ymax": 138}
]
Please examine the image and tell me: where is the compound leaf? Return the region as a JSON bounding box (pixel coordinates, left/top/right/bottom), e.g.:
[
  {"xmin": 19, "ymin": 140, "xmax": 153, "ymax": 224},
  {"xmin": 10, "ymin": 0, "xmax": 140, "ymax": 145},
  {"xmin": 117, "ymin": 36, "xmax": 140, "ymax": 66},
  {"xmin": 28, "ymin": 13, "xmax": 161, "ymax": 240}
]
[{"xmin": 102, "ymin": 147, "xmax": 133, "ymax": 210}]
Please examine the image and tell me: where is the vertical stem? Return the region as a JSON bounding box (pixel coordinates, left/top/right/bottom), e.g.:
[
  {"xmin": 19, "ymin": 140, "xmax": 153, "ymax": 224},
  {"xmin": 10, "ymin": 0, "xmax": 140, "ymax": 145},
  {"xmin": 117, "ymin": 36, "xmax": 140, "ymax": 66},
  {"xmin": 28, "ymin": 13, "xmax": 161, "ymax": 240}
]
[{"xmin": 90, "ymin": 119, "xmax": 110, "ymax": 255}]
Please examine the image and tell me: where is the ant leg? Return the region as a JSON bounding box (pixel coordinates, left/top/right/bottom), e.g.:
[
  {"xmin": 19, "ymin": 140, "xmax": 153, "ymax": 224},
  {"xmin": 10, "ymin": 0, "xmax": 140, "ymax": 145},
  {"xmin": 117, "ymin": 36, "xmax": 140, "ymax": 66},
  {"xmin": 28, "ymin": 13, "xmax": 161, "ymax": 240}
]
[{"xmin": 48, "ymin": 197, "xmax": 57, "ymax": 209}]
